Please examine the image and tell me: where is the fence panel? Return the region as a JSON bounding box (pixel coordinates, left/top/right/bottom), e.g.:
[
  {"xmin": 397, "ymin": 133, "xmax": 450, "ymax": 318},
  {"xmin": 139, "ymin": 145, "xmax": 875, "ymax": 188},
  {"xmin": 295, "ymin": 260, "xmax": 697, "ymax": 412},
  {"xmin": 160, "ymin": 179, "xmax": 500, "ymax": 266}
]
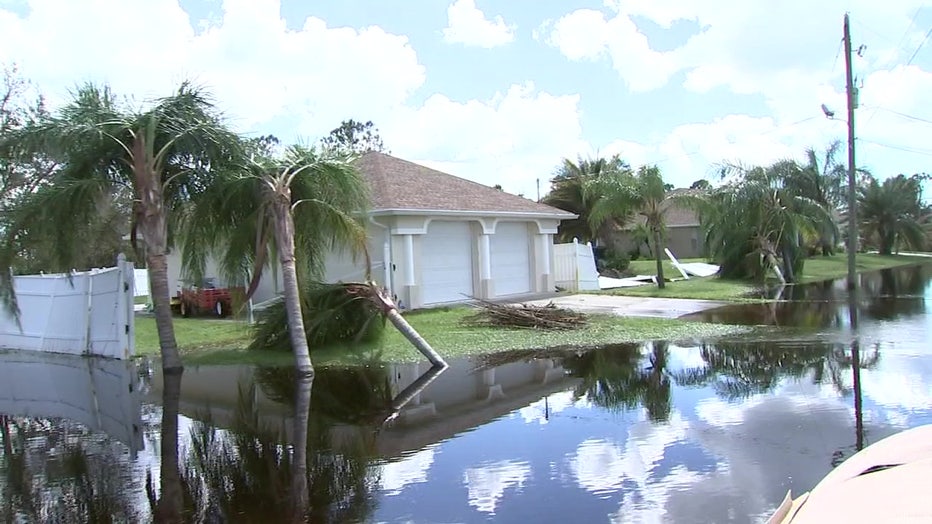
[
  {"xmin": 0, "ymin": 256, "xmax": 135, "ymax": 359},
  {"xmin": 553, "ymin": 240, "xmax": 600, "ymax": 292}
]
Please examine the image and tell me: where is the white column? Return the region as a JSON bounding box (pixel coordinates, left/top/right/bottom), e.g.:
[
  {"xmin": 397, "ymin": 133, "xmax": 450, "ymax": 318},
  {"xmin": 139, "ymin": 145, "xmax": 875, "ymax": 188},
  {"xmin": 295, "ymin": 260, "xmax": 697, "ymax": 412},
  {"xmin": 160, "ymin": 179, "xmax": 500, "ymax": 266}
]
[
  {"xmin": 382, "ymin": 241, "xmax": 392, "ymax": 293},
  {"xmin": 479, "ymin": 233, "xmax": 491, "ymax": 280},
  {"xmin": 404, "ymin": 234, "xmax": 415, "ymax": 286},
  {"xmin": 540, "ymin": 234, "xmax": 551, "ymax": 275}
]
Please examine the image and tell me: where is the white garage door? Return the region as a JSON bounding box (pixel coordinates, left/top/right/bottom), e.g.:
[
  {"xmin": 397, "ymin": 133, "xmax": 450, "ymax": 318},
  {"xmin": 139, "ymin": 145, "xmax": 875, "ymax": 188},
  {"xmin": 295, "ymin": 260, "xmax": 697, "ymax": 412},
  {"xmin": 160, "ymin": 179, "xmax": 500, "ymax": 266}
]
[
  {"xmin": 491, "ymin": 222, "xmax": 531, "ymax": 296},
  {"xmin": 422, "ymin": 221, "xmax": 474, "ymax": 304}
]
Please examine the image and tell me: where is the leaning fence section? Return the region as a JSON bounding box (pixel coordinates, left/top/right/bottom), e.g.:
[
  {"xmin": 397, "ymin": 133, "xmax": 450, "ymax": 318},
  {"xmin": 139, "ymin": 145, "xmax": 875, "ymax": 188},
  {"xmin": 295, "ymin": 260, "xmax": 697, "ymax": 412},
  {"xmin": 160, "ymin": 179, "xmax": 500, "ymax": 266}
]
[
  {"xmin": 0, "ymin": 254, "xmax": 135, "ymax": 359},
  {"xmin": 553, "ymin": 239, "xmax": 600, "ymax": 292}
]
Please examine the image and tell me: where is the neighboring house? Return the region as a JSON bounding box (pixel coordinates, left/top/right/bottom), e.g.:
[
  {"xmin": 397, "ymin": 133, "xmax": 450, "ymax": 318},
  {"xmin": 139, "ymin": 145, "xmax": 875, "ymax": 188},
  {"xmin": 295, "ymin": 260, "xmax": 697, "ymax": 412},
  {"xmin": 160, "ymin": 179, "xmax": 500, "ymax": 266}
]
[
  {"xmin": 608, "ymin": 188, "xmax": 704, "ymax": 259},
  {"xmin": 167, "ymin": 152, "xmax": 575, "ymax": 309}
]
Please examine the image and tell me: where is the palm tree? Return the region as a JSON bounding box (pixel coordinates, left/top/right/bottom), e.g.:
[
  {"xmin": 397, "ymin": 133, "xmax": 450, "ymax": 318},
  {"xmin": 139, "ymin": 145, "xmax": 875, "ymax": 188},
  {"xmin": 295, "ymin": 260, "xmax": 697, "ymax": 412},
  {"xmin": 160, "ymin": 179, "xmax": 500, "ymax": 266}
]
[
  {"xmin": 782, "ymin": 142, "xmax": 846, "ymax": 255},
  {"xmin": 703, "ymin": 162, "xmax": 834, "ymax": 282},
  {"xmin": 0, "ymin": 83, "xmax": 241, "ymax": 372},
  {"xmin": 858, "ymin": 174, "xmax": 927, "ymax": 255},
  {"xmin": 589, "ymin": 165, "xmax": 683, "ymax": 288},
  {"xmin": 542, "ymin": 155, "xmax": 630, "ymax": 245},
  {"xmin": 179, "ymin": 144, "xmax": 369, "ymax": 374}
]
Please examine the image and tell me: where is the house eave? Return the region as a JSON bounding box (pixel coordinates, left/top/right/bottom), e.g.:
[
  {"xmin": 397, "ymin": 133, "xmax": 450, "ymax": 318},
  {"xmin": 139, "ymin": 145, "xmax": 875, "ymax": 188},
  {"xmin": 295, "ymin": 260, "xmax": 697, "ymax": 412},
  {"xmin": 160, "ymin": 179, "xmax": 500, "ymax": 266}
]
[{"xmin": 370, "ymin": 208, "xmax": 578, "ymax": 220}]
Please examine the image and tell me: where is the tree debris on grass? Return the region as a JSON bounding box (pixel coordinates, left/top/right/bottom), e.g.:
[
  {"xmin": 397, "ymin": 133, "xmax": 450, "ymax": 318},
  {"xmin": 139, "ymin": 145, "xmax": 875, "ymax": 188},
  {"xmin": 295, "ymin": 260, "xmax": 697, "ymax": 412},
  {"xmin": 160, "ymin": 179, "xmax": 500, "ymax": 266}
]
[{"xmin": 463, "ymin": 298, "xmax": 588, "ymax": 331}]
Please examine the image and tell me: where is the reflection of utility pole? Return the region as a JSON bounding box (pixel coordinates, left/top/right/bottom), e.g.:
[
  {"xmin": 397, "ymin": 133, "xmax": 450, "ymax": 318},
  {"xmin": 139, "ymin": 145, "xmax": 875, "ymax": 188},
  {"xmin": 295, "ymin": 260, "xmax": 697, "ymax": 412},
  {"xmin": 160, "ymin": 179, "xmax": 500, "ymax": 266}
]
[
  {"xmin": 843, "ymin": 13, "xmax": 859, "ymax": 292},
  {"xmin": 847, "ymin": 281, "xmax": 863, "ymax": 452}
]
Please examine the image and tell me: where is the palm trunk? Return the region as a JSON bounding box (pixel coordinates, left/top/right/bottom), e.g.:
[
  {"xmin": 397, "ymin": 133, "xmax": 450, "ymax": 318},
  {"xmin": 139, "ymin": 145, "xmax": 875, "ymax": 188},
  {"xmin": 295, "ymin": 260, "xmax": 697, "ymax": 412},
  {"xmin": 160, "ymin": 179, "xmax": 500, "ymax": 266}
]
[
  {"xmin": 155, "ymin": 369, "xmax": 183, "ymax": 523},
  {"xmin": 147, "ymin": 253, "xmax": 183, "ymax": 371},
  {"xmin": 385, "ymin": 309, "xmax": 448, "ymax": 368},
  {"xmin": 371, "ymin": 285, "xmax": 447, "ymax": 367},
  {"xmin": 652, "ymin": 228, "xmax": 666, "ymax": 289},
  {"xmin": 289, "ymin": 375, "xmax": 312, "ymax": 522},
  {"xmin": 270, "ymin": 196, "xmax": 314, "ymax": 375},
  {"xmin": 133, "ymin": 137, "xmax": 183, "ymax": 372}
]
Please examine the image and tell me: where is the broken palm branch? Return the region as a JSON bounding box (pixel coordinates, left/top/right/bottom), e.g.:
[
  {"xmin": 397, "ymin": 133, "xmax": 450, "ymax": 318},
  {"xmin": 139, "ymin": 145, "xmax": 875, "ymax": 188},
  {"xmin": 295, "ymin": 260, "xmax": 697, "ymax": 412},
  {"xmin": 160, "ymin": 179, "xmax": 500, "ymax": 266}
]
[
  {"xmin": 248, "ymin": 282, "xmax": 385, "ymax": 352},
  {"xmin": 463, "ymin": 298, "xmax": 588, "ymax": 331},
  {"xmin": 349, "ymin": 283, "xmax": 448, "ymax": 368},
  {"xmin": 250, "ymin": 281, "xmax": 448, "ymax": 367}
]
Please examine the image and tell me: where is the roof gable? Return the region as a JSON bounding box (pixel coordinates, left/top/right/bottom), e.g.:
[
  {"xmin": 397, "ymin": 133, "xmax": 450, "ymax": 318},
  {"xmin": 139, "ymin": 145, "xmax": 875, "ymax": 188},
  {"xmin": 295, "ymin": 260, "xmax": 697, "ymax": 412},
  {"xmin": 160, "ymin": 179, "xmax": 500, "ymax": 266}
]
[{"xmin": 353, "ymin": 152, "xmax": 574, "ymax": 217}]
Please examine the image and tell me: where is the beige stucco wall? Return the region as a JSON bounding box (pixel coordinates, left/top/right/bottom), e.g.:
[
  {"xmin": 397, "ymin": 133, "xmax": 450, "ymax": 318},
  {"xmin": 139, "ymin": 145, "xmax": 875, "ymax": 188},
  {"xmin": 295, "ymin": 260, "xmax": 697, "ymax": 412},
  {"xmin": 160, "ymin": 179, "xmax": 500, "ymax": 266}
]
[{"xmin": 610, "ymin": 225, "xmax": 704, "ymax": 260}]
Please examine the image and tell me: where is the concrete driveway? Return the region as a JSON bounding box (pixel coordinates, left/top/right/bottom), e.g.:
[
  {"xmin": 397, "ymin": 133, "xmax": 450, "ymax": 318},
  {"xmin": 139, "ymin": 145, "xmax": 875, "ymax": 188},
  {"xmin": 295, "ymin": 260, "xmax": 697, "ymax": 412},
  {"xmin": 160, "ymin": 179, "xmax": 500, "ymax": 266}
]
[{"xmin": 521, "ymin": 294, "xmax": 728, "ymax": 319}]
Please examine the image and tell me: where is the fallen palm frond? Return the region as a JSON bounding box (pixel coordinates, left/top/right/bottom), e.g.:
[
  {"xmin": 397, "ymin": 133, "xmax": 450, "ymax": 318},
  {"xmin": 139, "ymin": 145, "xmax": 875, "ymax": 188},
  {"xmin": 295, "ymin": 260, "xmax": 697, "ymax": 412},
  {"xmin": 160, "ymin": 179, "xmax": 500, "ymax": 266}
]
[
  {"xmin": 248, "ymin": 282, "xmax": 384, "ymax": 352},
  {"xmin": 463, "ymin": 298, "xmax": 588, "ymax": 331}
]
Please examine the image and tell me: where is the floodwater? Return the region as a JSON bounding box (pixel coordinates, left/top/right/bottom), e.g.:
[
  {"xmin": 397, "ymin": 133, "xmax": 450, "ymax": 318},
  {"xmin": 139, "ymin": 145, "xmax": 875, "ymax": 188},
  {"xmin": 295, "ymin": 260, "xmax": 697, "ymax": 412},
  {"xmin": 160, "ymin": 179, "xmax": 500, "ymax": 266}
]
[{"xmin": 1, "ymin": 263, "xmax": 931, "ymax": 523}]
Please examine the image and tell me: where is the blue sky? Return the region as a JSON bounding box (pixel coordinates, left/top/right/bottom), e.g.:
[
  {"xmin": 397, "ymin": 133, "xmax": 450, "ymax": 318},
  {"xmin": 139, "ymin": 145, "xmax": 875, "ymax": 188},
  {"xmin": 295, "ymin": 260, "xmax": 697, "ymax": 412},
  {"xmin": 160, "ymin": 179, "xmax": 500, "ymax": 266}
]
[{"xmin": 1, "ymin": 0, "xmax": 931, "ymax": 198}]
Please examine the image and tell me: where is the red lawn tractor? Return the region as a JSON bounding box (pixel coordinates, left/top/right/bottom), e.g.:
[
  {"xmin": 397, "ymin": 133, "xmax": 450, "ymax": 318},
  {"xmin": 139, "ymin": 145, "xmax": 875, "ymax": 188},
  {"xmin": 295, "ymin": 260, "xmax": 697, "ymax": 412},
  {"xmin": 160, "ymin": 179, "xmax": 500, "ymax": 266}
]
[{"xmin": 172, "ymin": 278, "xmax": 243, "ymax": 318}]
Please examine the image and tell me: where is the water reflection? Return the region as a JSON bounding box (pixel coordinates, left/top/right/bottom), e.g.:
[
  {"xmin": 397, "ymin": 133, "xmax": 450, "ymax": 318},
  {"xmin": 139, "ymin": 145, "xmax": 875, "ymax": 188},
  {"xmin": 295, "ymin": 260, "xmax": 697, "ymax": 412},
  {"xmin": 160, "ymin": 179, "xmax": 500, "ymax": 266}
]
[
  {"xmin": 685, "ymin": 263, "xmax": 931, "ymax": 327},
  {"xmin": 0, "ymin": 351, "xmax": 146, "ymax": 521},
  {"xmin": 2, "ymin": 264, "xmax": 931, "ymax": 523}
]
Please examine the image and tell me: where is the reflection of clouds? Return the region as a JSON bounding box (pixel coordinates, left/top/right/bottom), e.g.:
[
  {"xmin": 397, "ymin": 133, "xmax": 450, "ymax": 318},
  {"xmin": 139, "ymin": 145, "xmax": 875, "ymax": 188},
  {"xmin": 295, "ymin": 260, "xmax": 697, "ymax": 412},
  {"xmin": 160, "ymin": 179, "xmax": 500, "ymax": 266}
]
[
  {"xmin": 378, "ymin": 446, "xmax": 436, "ymax": 496},
  {"xmin": 860, "ymin": 353, "xmax": 932, "ymax": 414},
  {"xmin": 463, "ymin": 459, "xmax": 531, "ymax": 514},
  {"xmin": 517, "ymin": 391, "xmax": 579, "ymax": 425},
  {"xmin": 666, "ymin": 385, "xmax": 899, "ymax": 524},
  {"xmin": 569, "ymin": 411, "xmax": 698, "ymax": 522},
  {"xmin": 570, "ymin": 439, "xmax": 626, "ymax": 495},
  {"xmin": 667, "ymin": 345, "xmax": 707, "ymax": 373}
]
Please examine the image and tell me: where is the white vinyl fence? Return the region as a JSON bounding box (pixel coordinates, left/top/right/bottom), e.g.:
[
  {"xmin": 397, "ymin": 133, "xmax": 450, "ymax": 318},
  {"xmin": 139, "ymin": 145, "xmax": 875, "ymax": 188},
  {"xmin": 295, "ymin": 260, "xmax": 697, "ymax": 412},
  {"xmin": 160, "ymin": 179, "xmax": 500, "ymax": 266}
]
[
  {"xmin": 133, "ymin": 268, "xmax": 149, "ymax": 297},
  {"xmin": 553, "ymin": 239, "xmax": 600, "ymax": 292},
  {"xmin": 0, "ymin": 254, "xmax": 135, "ymax": 359},
  {"xmin": 0, "ymin": 350, "xmax": 143, "ymax": 455}
]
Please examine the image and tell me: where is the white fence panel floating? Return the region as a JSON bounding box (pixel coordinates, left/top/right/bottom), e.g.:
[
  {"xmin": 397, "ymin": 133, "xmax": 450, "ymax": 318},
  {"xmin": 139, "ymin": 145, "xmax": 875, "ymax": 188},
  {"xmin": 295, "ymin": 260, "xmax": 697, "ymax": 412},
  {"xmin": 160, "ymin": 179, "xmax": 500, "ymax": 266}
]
[{"xmin": 0, "ymin": 255, "xmax": 135, "ymax": 359}]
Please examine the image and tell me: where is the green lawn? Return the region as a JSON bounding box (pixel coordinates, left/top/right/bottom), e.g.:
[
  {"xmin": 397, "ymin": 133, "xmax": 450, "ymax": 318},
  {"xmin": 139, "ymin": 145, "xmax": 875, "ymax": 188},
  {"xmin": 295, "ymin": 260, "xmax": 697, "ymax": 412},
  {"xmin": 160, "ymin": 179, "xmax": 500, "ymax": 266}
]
[
  {"xmin": 597, "ymin": 253, "xmax": 928, "ymax": 301},
  {"xmin": 796, "ymin": 253, "xmax": 923, "ymax": 283},
  {"xmin": 135, "ymin": 307, "xmax": 749, "ymax": 366}
]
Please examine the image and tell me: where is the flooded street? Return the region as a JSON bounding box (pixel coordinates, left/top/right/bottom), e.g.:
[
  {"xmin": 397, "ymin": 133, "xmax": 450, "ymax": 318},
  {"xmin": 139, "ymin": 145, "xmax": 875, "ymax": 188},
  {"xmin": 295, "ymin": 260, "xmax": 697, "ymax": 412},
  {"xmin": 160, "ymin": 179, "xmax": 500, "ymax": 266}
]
[{"xmin": 2, "ymin": 263, "xmax": 931, "ymax": 523}]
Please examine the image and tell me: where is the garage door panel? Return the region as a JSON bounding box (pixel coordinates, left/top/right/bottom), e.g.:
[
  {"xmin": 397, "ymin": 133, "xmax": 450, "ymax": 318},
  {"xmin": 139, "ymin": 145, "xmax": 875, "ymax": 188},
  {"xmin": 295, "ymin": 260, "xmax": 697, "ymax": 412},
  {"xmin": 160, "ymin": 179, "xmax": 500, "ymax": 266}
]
[
  {"xmin": 422, "ymin": 222, "xmax": 474, "ymax": 304},
  {"xmin": 491, "ymin": 222, "xmax": 531, "ymax": 296}
]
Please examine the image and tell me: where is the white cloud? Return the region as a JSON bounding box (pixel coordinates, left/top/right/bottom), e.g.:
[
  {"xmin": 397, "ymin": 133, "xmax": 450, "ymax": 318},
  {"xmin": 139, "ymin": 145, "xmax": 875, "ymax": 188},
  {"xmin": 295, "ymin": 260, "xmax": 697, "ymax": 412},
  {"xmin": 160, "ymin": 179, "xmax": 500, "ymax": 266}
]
[
  {"xmin": 442, "ymin": 0, "xmax": 515, "ymax": 48},
  {"xmin": 384, "ymin": 82, "xmax": 586, "ymax": 197},
  {"xmin": 545, "ymin": 8, "xmax": 679, "ymax": 92},
  {"xmin": 540, "ymin": 1, "xmax": 932, "ymax": 188},
  {"xmin": 0, "ymin": 0, "xmax": 581, "ymax": 199}
]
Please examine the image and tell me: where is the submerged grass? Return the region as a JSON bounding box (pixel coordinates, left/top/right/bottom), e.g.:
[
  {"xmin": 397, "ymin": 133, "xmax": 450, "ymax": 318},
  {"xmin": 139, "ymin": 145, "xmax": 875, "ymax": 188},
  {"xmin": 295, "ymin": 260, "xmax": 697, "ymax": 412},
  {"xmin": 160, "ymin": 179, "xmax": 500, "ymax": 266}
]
[
  {"xmin": 596, "ymin": 253, "xmax": 928, "ymax": 302},
  {"xmin": 135, "ymin": 307, "xmax": 749, "ymax": 366}
]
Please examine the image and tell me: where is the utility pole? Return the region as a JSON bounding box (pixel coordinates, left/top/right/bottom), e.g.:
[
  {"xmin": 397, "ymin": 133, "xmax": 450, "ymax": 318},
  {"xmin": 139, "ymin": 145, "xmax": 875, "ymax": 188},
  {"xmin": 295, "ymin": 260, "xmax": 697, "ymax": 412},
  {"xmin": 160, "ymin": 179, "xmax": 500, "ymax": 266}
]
[{"xmin": 843, "ymin": 13, "xmax": 858, "ymax": 292}]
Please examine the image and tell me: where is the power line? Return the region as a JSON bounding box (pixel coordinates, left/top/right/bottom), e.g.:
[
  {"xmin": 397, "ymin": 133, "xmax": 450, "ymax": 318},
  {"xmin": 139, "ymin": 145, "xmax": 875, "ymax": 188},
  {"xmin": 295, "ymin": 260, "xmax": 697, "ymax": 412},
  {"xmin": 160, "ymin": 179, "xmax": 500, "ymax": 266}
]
[
  {"xmin": 871, "ymin": 106, "xmax": 932, "ymax": 125},
  {"xmin": 832, "ymin": 37, "xmax": 844, "ymax": 73},
  {"xmin": 905, "ymin": 26, "xmax": 932, "ymax": 65},
  {"xmin": 858, "ymin": 137, "xmax": 932, "ymax": 156},
  {"xmin": 895, "ymin": 8, "xmax": 922, "ymax": 52}
]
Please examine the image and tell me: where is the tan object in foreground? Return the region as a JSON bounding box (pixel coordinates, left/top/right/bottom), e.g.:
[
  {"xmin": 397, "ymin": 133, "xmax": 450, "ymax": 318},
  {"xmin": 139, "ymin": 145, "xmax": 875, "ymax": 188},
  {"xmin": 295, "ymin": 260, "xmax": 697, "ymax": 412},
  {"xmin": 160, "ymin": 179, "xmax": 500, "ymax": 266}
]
[{"xmin": 768, "ymin": 424, "xmax": 932, "ymax": 523}]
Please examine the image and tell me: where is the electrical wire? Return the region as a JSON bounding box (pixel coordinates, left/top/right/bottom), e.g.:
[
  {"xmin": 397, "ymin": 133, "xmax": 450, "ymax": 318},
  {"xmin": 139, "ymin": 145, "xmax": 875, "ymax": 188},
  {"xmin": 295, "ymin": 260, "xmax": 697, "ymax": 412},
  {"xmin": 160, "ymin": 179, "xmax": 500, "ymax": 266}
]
[
  {"xmin": 905, "ymin": 26, "xmax": 932, "ymax": 65},
  {"xmin": 858, "ymin": 138, "xmax": 932, "ymax": 156},
  {"xmin": 870, "ymin": 106, "xmax": 932, "ymax": 125}
]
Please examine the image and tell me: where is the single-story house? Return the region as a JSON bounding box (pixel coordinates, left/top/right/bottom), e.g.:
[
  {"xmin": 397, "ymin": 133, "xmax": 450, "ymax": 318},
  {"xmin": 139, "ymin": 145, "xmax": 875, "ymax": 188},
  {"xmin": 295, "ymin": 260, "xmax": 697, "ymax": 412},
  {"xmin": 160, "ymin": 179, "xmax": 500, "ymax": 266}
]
[
  {"xmin": 167, "ymin": 152, "xmax": 575, "ymax": 309},
  {"xmin": 607, "ymin": 188, "xmax": 705, "ymax": 259}
]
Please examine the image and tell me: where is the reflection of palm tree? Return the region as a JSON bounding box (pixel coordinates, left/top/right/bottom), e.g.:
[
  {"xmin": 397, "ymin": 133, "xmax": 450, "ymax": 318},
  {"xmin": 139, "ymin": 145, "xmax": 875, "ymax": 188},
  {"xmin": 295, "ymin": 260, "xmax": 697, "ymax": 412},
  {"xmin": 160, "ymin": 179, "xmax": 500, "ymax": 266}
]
[
  {"xmin": 151, "ymin": 369, "xmax": 184, "ymax": 522},
  {"xmin": 182, "ymin": 367, "xmax": 383, "ymax": 522},
  {"xmin": 677, "ymin": 340, "xmax": 880, "ymax": 400},
  {"xmin": 0, "ymin": 416, "xmax": 143, "ymax": 521},
  {"xmin": 563, "ymin": 342, "xmax": 673, "ymax": 422},
  {"xmin": 643, "ymin": 342, "xmax": 672, "ymax": 422}
]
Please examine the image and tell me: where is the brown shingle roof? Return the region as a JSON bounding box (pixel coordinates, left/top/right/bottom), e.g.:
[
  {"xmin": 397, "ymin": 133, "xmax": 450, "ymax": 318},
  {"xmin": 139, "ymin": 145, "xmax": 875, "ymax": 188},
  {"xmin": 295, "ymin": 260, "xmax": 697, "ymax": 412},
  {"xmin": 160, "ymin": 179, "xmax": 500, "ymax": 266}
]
[{"xmin": 354, "ymin": 152, "xmax": 574, "ymax": 217}]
